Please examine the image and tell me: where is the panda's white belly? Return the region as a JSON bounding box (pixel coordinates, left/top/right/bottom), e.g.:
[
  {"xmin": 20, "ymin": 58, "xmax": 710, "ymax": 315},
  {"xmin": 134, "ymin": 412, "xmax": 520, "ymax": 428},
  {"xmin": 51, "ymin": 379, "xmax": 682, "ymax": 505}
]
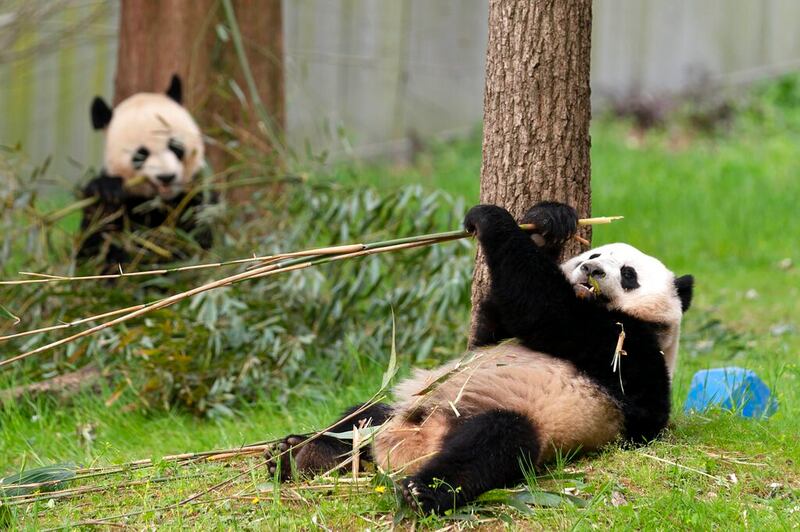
[{"xmin": 373, "ymin": 342, "xmax": 623, "ymax": 472}]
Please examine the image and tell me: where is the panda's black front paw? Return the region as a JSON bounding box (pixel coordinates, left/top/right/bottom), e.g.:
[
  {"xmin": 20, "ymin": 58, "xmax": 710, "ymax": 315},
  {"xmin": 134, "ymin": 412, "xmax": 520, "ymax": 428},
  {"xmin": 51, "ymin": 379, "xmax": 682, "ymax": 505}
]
[
  {"xmin": 264, "ymin": 433, "xmax": 352, "ymax": 481},
  {"xmin": 263, "ymin": 434, "xmax": 305, "ymax": 481},
  {"xmin": 84, "ymin": 175, "xmax": 127, "ymax": 206},
  {"xmin": 401, "ymin": 476, "xmax": 461, "ymax": 515},
  {"xmin": 463, "ymin": 204, "xmax": 515, "ymax": 237},
  {"xmin": 521, "ymin": 202, "xmax": 578, "ymax": 250}
]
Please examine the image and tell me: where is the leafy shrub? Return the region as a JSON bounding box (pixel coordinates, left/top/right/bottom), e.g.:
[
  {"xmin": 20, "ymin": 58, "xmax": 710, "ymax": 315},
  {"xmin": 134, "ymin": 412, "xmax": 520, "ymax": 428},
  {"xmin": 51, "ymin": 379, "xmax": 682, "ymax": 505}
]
[{"xmin": 2, "ymin": 179, "xmax": 474, "ymax": 417}]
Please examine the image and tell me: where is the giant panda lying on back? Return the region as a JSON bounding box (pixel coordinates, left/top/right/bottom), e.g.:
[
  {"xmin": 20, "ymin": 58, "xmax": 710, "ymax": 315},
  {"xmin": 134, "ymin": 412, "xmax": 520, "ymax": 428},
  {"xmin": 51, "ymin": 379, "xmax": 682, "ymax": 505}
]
[
  {"xmin": 77, "ymin": 75, "xmax": 216, "ymax": 266},
  {"xmin": 265, "ymin": 202, "xmax": 694, "ymax": 514}
]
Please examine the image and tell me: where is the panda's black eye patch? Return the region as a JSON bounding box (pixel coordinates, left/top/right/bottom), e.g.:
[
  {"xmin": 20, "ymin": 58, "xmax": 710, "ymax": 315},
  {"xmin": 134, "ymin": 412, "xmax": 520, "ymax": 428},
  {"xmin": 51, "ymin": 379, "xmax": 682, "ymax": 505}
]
[
  {"xmin": 620, "ymin": 265, "xmax": 640, "ymax": 290},
  {"xmin": 168, "ymin": 138, "xmax": 185, "ymax": 160},
  {"xmin": 131, "ymin": 146, "xmax": 149, "ymax": 169},
  {"xmin": 589, "ymin": 253, "xmax": 600, "ymax": 259}
]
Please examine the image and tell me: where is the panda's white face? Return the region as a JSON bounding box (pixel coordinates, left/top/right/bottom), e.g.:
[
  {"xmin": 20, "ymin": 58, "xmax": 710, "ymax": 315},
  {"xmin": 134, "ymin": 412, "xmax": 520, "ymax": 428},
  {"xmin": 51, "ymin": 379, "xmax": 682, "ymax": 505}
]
[
  {"xmin": 561, "ymin": 243, "xmax": 693, "ymax": 377},
  {"xmin": 104, "ymin": 93, "xmax": 204, "ymax": 200},
  {"xmin": 562, "ymin": 243, "xmax": 682, "ymax": 323}
]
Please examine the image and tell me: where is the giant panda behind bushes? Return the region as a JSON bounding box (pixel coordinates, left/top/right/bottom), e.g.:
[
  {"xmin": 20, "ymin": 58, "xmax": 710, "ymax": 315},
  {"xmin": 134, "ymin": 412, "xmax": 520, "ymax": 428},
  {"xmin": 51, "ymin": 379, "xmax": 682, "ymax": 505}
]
[
  {"xmin": 77, "ymin": 75, "xmax": 217, "ymax": 266},
  {"xmin": 265, "ymin": 202, "xmax": 694, "ymax": 514}
]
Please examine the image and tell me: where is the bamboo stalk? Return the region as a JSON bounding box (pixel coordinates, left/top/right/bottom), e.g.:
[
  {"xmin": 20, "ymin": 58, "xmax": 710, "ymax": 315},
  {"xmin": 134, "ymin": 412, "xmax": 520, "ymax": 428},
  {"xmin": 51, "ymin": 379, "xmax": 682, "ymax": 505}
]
[
  {"xmin": 0, "ymin": 217, "xmax": 620, "ymax": 286},
  {"xmin": 42, "ymin": 197, "xmax": 98, "ymax": 224},
  {"xmin": 177, "ymin": 396, "xmax": 389, "ymax": 505},
  {"xmin": 1, "ymin": 474, "xmax": 206, "ymax": 506},
  {"xmin": 575, "ymin": 216, "xmax": 624, "ymax": 225},
  {"xmin": 0, "ymin": 443, "xmax": 280, "ymax": 498},
  {"xmin": 0, "ymin": 244, "xmax": 367, "ymax": 286},
  {"xmin": 0, "ymin": 304, "xmax": 145, "ymax": 342},
  {"xmin": 0, "ymin": 216, "xmax": 621, "ymax": 368},
  {"xmin": 0, "ymin": 252, "xmax": 331, "ymax": 367},
  {"xmin": 40, "ymin": 175, "xmax": 151, "ymax": 226}
]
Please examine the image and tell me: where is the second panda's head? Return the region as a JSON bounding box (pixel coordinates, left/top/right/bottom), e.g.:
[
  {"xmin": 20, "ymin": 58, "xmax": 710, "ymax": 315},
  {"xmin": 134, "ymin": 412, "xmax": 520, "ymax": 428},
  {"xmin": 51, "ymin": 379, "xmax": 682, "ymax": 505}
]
[
  {"xmin": 561, "ymin": 243, "xmax": 694, "ymax": 377},
  {"xmin": 91, "ymin": 75, "xmax": 204, "ymax": 200}
]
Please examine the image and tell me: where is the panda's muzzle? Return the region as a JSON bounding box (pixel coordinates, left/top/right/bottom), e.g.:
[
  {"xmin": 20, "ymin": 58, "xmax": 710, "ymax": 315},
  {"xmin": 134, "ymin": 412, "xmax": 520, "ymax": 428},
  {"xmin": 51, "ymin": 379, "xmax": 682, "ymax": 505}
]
[
  {"xmin": 580, "ymin": 262, "xmax": 605, "ymax": 279},
  {"xmin": 574, "ymin": 261, "xmax": 608, "ymax": 302},
  {"xmin": 156, "ymin": 173, "xmax": 177, "ymax": 185}
]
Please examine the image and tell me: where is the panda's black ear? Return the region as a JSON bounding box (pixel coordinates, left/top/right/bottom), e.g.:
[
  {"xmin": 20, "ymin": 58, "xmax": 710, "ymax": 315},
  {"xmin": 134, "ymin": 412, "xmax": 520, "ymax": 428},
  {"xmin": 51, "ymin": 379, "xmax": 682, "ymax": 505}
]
[
  {"xmin": 166, "ymin": 74, "xmax": 182, "ymax": 104},
  {"xmin": 91, "ymin": 97, "xmax": 113, "ymax": 130},
  {"xmin": 675, "ymin": 274, "xmax": 694, "ymax": 313}
]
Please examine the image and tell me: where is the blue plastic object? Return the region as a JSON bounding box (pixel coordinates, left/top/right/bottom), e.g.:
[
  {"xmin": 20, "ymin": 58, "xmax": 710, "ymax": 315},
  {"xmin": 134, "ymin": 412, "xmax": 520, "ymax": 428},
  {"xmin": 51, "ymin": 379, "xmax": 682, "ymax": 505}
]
[{"xmin": 684, "ymin": 367, "xmax": 778, "ymax": 418}]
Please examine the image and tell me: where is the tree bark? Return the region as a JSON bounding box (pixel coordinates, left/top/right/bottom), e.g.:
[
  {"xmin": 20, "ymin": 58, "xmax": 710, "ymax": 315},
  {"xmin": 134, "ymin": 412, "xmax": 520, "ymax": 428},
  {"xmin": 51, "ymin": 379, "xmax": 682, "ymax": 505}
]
[
  {"xmin": 114, "ymin": 0, "xmax": 217, "ymax": 107},
  {"xmin": 114, "ymin": 0, "xmax": 285, "ymax": 198},
  {"xmin": 470, "ymin": 0, "xmax": 593, "ymax": 344},
  {"xmin": 208, "ymin": 0, "xmax": 286, "ymax": 203}
]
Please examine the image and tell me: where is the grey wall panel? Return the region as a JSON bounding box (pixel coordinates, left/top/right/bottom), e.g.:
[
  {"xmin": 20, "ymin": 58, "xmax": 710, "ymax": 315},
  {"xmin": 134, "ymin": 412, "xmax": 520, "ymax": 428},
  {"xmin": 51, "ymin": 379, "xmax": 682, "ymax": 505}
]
[{"xmin": 4, "ymin": 0, "xmax": 800, "ymax": 177}]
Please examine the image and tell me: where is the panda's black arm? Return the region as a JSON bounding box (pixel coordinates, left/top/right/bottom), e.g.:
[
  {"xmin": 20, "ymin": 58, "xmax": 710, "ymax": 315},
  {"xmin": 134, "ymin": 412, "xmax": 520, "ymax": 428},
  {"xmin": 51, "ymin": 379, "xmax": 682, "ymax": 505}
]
[
  {"xmin": 76, "ymin": 173, "xmax": 137, "ymax": 264},
  {"xmin": 465, "ymin": 204, "xmax": 582, "ymax": 344},
  {"xmin": 471, "ymin": 298, "xmax": 511, "ymax": 348},
  {"xmin": 82, "ymin": 173, "xmax": 128, "ymax": 206}
]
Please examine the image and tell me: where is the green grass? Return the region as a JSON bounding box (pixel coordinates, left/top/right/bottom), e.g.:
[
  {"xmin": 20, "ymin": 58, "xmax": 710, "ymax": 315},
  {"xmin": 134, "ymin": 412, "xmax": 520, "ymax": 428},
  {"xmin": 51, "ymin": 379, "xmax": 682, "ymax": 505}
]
[{"xmin": 3, "ymin": 80, "xmax": 800, "ymax": 528}]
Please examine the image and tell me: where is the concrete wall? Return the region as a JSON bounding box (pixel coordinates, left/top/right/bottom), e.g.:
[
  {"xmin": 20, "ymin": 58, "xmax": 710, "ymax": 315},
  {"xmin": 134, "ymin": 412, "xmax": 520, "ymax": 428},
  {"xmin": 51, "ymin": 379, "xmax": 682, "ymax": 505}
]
[
  {"xmin": 3, "ymin": 0, "xmax": 800, "ymax": 181},
  {"xmin": 284, "ymin": 0, "xmax": 489, "ymax": 159},
  {"xmin": 592, "ymin": 0, "xmax": 800, "ymax": 96}
]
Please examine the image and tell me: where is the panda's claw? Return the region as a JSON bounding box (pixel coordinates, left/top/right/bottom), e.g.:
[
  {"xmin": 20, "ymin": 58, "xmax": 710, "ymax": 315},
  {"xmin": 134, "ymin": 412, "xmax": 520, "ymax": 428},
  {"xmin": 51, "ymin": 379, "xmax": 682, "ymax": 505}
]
[
  {"xmin": 284, "ymin": 435, "xmax": 305, "ymax": 447},
  {"xmin": 264, "ymin": 438, "xmax": 295, "ymax": 481},
  {"xmin": 521, "ymin": 201, "xmax": 579, "ymax": 254},
  {"xmin": 401, "ymin": 476, "xmax": 454, "ymax": 515},
  {"xmin": 264, "ymin": 435, "xmax": 315, "ymax": 481},
  {"xmin": 401, "ymin": 478, "xmax": 424, "ymax": 512},
  {"xmin": 522, "ymin": 202, "xmax": 577, "ymax": 239}
]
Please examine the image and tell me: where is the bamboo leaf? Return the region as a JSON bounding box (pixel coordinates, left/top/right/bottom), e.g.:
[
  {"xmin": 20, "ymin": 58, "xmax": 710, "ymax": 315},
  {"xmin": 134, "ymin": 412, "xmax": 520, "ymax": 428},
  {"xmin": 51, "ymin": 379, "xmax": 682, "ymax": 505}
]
[
  {"xmin": 477, "ymin": 487, "xmax": 588, "ymax": 512},
  {"xmin": 411, "ymin": 350, "xmax": 481, "ymax": 397},
  {"xmin": 515, "ymin": 488, "xmax": 587, "ymax": 508},
  {"xmin": 322, "ymin": 425, "xmax": 381, "ymax": 441},
  {"xmin": 380, "ymin": 309, "xmax": 398, "ymax": 391},
  {"xmin": 0, "ymin": 304, "xmax": 19, "ymax": 325},
  {"xmin": 560, "ymin": 492, "xmax": 590, "ymax": 507},
  {"xmin": 505, "ymin": 496, "xmax": 537, "ymax": 515},
  {"xmin": 0, "ymin": 464, "xmax": 77, "ymax": 497}
]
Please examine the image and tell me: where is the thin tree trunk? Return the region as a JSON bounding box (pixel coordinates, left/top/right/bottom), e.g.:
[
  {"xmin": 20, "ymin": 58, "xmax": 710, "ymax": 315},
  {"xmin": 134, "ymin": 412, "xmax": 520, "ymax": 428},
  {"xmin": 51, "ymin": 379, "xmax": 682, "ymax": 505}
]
[
  {"xmin": 469, "ymin": 0, "xmax": 593, "ymax": 344},
  {"xmin": 207, "ymin": 0, "xmax": 286, "ymax": 203},
  {"xmin": 114, "ymin": 0, "xmax": 217, "ymax": 106}
]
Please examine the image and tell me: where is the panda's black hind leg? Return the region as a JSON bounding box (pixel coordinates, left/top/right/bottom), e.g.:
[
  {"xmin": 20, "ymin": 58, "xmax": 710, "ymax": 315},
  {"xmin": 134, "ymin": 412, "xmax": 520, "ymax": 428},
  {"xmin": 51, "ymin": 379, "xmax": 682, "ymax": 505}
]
[
  {"xmin": 401, "ymin": 409, "xmax": 540, "ymax": 515},
  {"xmin": 264, "ymin": 402, "xmax": 393, "ymax": 480}
]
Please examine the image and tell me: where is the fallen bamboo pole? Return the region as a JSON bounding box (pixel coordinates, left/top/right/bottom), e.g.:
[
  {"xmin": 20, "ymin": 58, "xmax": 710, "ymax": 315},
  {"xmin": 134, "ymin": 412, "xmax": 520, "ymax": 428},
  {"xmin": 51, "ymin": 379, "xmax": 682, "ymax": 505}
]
[
  {"xmin": 0, "ymin": 216, "xmax": 621, "ymax": 369},
  {"xmin": 0, "ymin": 217, "xmax": 618, "ymax": 286}
]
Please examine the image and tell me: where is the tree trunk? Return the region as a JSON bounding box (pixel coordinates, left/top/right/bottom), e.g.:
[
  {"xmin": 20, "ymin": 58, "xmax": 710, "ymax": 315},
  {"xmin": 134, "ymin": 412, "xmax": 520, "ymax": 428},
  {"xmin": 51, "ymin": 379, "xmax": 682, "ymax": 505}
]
[
  {"xmin": 114, "ymin": 0, "xmax": 285, "ymax": 199},
  {"xmin": 208, "ymin": 0, "xmax": 286, "ymax": 203},
  {"xmin": 469, "ymin": 0, "xmax": 593, "ymax": 344},
  {"xmin": 114, "ymin": 0, "xmax": 217, "ymax": 106}
]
